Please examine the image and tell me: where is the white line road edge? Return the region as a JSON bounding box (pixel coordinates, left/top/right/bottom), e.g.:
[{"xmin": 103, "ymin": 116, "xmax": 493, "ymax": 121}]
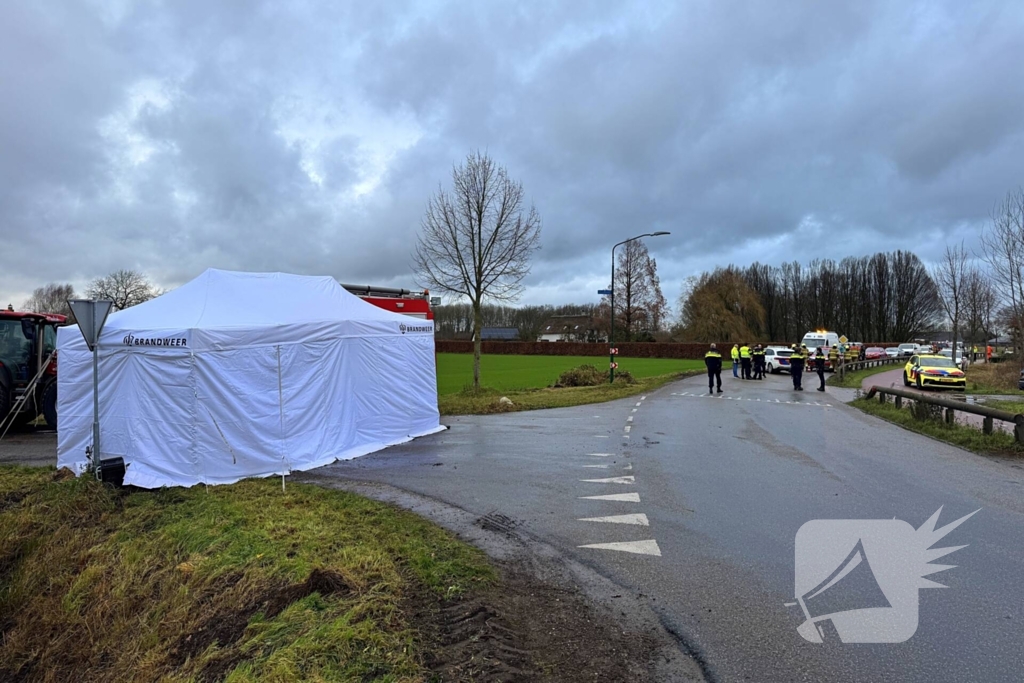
[
  {"xmin": 579, "ymin": 492, "xmax": 641, "ymax": 502},
  {"xmin": 578, "ymin": 539, "xmax": 662, "ymax": 556},
  {"xmin": 577, "ymin": 513, "xmax": 650, "ymax": 526},
  {"xmin": 581, "ymin": 476, "xmax": 635, "ymax": 484}
]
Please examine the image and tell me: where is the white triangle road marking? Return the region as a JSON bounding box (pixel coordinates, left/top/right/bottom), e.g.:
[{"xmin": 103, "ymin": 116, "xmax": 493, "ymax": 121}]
[
  {"xmin": 578, "ymin": 539, "xmax": 661, "ymax": 556},
  {"xmin": 577, "ymin": 513, "xmax": 649, "ymax": 526},
  {"xmin": 579, "ymin": 492, "xmax": 640, "ymax": 502},
  {"xmin": 581, "ymin": 476, "xmax": 635, "ymax": 484}
]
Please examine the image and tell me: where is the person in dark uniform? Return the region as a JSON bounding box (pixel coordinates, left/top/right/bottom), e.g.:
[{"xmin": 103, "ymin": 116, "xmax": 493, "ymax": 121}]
[
  {"xmin": 705, "ymin": 344, "xmax": 723, "ymax": 394},
  {"xmin": 789, "ymin": 344, "xmax": 806, "ymax": 391},
  {"xmin": 752, "ymin": 344, "xmax": 765, "ymax": 379},
  {"xmin": 814, "ymin": 346, "xmax": 827, "ymax": 391}
]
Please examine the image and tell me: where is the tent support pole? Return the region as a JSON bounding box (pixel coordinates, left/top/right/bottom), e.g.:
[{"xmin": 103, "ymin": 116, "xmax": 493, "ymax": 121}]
[{"xmin": 92, "ymin": 344, "xmax": 101, "ymax": 477}]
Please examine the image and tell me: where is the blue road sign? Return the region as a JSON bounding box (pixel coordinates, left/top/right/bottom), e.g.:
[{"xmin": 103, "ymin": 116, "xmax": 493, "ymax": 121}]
[{"xmin": 597, "ymin": 289, "xmax": 612, "ymax": 295}]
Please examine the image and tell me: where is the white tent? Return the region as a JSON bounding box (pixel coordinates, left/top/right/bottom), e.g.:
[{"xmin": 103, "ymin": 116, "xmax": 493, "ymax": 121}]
[{"xmin": 57, "ymin": 269, "xmax": 441, "ymax": 488}]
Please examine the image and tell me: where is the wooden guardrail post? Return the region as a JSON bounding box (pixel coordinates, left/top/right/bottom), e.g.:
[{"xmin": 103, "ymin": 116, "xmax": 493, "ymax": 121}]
[
  {"xmin": 983, "ymin": 416, "xmax": 993, "ymax": 435},
  {"xmin": 944, "ymin": 407, "xmax": 955, "ymax": 424},
  {"xmin": 1015, "ymin": 417, "xmax": 1024, "ymax": 445},
  {"xmin": 895, "ymin": 395, "xmax": 903, "ymax": 409}
]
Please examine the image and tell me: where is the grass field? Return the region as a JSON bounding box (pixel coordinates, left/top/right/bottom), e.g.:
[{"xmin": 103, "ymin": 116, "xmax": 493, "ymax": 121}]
[
  {"xmin": 435, "ymin": 353, "xmax": 703, "ymax": 395},
  {"xmin": 0, "ymin": 466, "xmax": 492, "ymax": 682}
]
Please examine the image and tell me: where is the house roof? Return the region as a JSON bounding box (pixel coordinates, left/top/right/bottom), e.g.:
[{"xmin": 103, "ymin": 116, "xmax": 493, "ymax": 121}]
[{"xmin": 540, "ymin": 315, "xmax": 593, "ymax": 334}]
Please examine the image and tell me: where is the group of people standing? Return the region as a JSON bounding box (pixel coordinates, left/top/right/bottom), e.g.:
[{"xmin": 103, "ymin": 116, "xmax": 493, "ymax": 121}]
[{"xmin": 702, "ymin": 343, "xmax": 828, "ymax": 395}]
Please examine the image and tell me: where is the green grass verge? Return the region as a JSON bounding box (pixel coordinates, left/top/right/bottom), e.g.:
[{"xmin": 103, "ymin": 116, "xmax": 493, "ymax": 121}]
[
  {"xmin": 0, "ymin": 466, "xmax": 493, "ymax": 682},
  {"xmin": 438, "ymin": 371, "xmax": 701, "ymax": 415},
  {"xmin": 851, "ymin": 398, "xmax": 1024, "ymax": 457},
  {"xmin": 976, "ymin": 398, "xmax": 1024, "ymax": 414},
  {"xmin": 435, "ymin": 353, "xmax": 704, "ymax": 395},
  {"xmin": 828, "ymin": 363, "xmax": 901, "ymax": 388}
]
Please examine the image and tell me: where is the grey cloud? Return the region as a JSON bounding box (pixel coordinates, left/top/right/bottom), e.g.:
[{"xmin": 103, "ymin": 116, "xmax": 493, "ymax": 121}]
[{"xmin": 2, "ymin": 0, "xmax": 1023, "ymax": 312}]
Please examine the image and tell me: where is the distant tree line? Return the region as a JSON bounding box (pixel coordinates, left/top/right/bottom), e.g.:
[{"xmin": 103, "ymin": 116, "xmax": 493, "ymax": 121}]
[
  {"xmin": 19, "ymin": 269, "xmax": 161, "ymax": 320},
  {"xmin": 677, "ymin": 251, "xmax": 945, "ymax": 343},
  {"xmin": 433, "ymin": 302, "xmax": 602, "ymax": 341}
]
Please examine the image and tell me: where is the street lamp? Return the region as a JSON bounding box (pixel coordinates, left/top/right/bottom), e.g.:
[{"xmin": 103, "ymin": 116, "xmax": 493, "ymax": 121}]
[{"xmin": 609, "ymin": 231, "xmax": 671, "ymax": 383}]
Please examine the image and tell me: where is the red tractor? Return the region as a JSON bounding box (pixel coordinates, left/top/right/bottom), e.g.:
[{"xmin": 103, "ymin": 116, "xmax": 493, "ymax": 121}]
[{"xmin": 0, "ymin": 309, "xmax": 64, "ymax": 430}]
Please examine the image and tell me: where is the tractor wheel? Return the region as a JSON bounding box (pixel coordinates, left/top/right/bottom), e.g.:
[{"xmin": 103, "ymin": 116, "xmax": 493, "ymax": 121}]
[{"xmin": 42, "ymin": 382, "xmax": 58, "ymax": 430}]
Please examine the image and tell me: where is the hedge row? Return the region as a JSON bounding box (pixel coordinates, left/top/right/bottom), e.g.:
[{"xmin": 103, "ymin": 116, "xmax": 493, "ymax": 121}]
[{"xmin": 435, "ymin": 341, "xmax": 901, "ymax": 359}]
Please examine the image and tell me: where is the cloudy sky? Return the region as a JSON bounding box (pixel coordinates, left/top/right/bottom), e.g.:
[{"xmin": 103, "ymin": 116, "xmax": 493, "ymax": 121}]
[{"xmin": 2, "ymin": 1, "xmax": 1023, "ymax": 313}]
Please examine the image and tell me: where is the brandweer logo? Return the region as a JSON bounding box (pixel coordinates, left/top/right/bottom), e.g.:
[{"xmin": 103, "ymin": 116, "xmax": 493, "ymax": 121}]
[
  {"xmin": 399, "ymin": 323, "xmax": 432, "ymax": 334},
  {"xmin": 123, "ymin": 333, "xmax": 188, "ymax": 347}
]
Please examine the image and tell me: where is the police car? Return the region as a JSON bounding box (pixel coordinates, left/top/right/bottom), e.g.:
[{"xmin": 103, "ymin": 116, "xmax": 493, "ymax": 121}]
[{"xmin": 765, "ymin": 346, "xmax": 793, "ymax": 374}]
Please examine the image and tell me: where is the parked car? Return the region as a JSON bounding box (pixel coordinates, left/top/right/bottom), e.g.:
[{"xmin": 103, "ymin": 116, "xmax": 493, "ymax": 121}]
[
  {"xmin": 885, "ymin": 347, "xmax": 900, "ymax": 358},
  {"xmin": 864, "ymin": 347, "xmax": 886, "ymax": 360},
  {"xmin": 897, "ymin": 343, "xmax": 918, "ymax": 357},
  {"xmin": 764, "ymin": 346, "xmax": 793, "ymax": 374},
  {"xmin": 903, "ymin": 354, "xmax": 966, "ymax": 390},
  {"xmin": 937, "ymin": 348, "xmax": 968, "ymax": 370}
]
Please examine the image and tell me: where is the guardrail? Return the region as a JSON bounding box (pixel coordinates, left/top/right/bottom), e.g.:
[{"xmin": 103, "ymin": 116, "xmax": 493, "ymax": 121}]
[
  {"xmin": 835, "ymin": 356, "xmax": 904, "ymax": 380},
  {"xmin": 863, "ymin": 385, "xmax": 1024, "ymax": 442}
]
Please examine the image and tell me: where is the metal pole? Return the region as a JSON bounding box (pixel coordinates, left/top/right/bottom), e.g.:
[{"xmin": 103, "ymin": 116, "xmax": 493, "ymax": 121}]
[
  {"xmin": 92, "ymin": 342, "xmax": 100, "ymax": 477},
  {"xmin": 609, "ymin": 246, "xmax": 616, "ymax": 384}
]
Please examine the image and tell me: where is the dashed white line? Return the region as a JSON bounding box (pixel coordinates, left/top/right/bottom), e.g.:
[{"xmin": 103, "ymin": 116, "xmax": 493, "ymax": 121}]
[
  {"xmin": 577, "ymin": 513, "xmax": 650, "ymax": 526},
  {"xmin": 641, "ymin": 395, "xmax": 647, "ymax": 400},
  {"xmin": 635, "ymin": 402, "xmax": 642, "ymax": 407},
  {"xmin": 587, "ymin": 453, "xmax": 613, "ymax": 457},
  {"xmin": 627, "ymin": 416, "xmax": 634, "ymax": 422},
  {"xmin": 580, "ymin": 476, "xmax": 635, "ymax": 484},
  {"xmin": 631, "ymin": 408, "xmax": 638, "ymax": 413},
  {"xmin": 594, "ymin": 435, "xmax": 609, "ymax": 438},
  {"xmin": 578, "ymin": 539, "xmax": 662, "ymax": 556},
  {"xmin": 582, "ymin": 464, "xmax": 610, "ymax": 468},
  {"xmin": 579, "ymin": 492, "xmax": 640, "ymax": 502},
  {"xmin": 624, "ymin": 426, "xmax": 631, "ymax": 433}
]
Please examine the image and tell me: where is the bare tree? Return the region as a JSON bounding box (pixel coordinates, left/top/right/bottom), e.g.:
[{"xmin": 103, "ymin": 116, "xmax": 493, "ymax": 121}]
[
  {"xmin": 86, "ymin": 269, "xmax": 158, "ymax": 310},
  {"xmin": 413, "ymin": 152, "xmax": 541, "ymax": 387},
  {"xmin": 23, "ymin": 283, "xmax": 76, "ymax": 318},
  {"xmin": 980, "ymin": 188, "xmax": 1024, "ymax": 352},
  {"xmin": 932, "ymin": 241, "xmax": 970, "ymax": 359}
]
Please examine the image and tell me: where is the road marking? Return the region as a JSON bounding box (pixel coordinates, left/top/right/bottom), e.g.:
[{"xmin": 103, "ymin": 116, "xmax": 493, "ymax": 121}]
[
  {"xmin": 580, "ymin": 476, "xmax": 635, "ymax": 484},
  {"xmin": 641, "ymin": 395, "xmax": 647, "ymax": 400},
  {"xmin": 594, "ymin": 435, "xmax": 609, "ymax": 438},
  {"xmin": 583, "ymin": 464, "xmax": 610, "ymax": 468},
  {"xmin": 624, "ymin": 426, "xmax": 631, "ymax": 433},
  {"xmin": 627, "ymin": 416, "xmax": 633, "ymax": 422},
  {"xmin": 579, "ymin": 492, "xmax": 640, "ymax": 502},
  {"xmin": 578, "ymin": 539, "xmax": 661, "ymax": 556},
  {"xmin": 632, "ymin": 408, "xmax": 638, "ymax": 413},
  {"xmin": 577, "ymin": 513, "xmax": 649, "ymax": 526},
  {"xmin": 622, "ymin": 463, "xmax": 632, "ymax": 470},
  {"xmin": 635, "ymin": 402, "xmax": 642, "ymax": 406},
  {"xmin": 587, "ymin": 453, "xmax": 613, "ymax": 457}
]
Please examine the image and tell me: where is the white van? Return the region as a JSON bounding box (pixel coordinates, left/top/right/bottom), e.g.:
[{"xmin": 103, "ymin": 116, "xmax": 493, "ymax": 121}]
[{"xmin": 801, "ymin": 330, "xmax": 840, "ymax": 351}]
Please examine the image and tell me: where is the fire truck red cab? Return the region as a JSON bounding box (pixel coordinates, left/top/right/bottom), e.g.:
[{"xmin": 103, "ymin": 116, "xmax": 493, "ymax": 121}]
[{"xmin": 341, "ymin": 284, "xmax": 434, "ymax": 320}]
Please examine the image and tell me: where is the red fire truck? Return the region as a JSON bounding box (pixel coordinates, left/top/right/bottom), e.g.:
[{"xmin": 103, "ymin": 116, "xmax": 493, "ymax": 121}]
[{"xmin": 341, "ymin": 284, "xmax": 434, "ymax": 320}]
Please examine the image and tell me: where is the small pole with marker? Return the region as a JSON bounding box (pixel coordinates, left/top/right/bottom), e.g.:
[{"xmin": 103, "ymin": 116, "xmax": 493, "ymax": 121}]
[{"xmin": 67, "ymin": 299, "xmax": 114, "ymax": 477}]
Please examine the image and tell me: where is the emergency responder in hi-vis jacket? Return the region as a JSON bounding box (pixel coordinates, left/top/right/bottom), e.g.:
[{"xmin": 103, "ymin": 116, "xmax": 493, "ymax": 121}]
[
  {"xmin": 740, "ymin": 343, "xmax": 752, "ymax": 380},
  {"xmin": 705, "ymin": 344, "xmax": 723, "ymax": 394},
  {"xmin": 731, "ymin": 344, "xmax": 740, "ymax": 377},
  {"xmin": 752, "ymin": 344, "xmax": 765, "ymax": 380},
  {"xmin": 789, "ymin": 344, "xmax": 806, "ymax": 390},
  {"xmin": 814, "ymin": 347, "xmax": 827, "ymax": 391}
]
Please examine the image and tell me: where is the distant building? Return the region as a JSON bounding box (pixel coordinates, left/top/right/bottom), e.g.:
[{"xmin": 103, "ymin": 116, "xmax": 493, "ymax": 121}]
[
  {"xmin": 537, "ymin": 315, "xmax": 603, "ymax": 342},
  {"xmin": 479, "ymin": 327, "xmax": 520, "ymax": 341}
]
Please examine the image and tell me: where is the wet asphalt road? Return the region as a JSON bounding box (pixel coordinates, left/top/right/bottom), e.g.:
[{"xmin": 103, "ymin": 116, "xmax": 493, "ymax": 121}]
[{"xmin": 304, "ymin": 371, "xmax": 1024, "ymax": 682}]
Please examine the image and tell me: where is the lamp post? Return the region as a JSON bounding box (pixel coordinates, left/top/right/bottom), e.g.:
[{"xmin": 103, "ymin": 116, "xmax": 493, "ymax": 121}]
[{"xmin": 609, "ymin": 231, "xmax": 671, "ymax": 383}]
